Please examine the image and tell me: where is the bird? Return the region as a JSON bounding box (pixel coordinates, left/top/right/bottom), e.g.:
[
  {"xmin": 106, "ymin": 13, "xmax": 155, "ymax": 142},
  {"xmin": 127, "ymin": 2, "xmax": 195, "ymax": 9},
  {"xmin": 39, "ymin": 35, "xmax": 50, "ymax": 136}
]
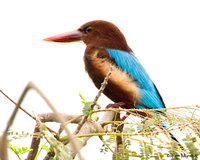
[
  {"xmin": 44, "ymin": 20, "xmax": 165, "ymax": 112},
  {"xmin": 44, "ymin": 20, "xmax": 182, "ymax": 146}
]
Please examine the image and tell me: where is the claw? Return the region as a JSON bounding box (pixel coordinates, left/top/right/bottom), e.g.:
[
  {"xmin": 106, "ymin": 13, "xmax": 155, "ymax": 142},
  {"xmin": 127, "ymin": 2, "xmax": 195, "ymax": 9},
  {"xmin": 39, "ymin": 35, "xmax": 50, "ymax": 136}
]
[{"xmin": 106, "ymin": 102, "xmax": 127, "ymax": 109}]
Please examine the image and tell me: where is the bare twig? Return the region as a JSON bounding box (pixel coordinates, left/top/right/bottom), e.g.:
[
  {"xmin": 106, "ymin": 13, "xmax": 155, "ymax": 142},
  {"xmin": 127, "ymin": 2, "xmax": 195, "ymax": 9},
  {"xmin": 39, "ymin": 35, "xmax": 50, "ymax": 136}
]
[
  {"xmin": 1, "ymin": 82, "xmax": 84, "ymax": 160},
  {"xmin": 91, "ymin": 64, "xmax": 114, "ymax": 109},
  {"xmin": 113, "ymin": 112, "xmax": 124, "ymax": 156},
  {"xmin": 0, "ymin": 85, "xmax": 36, "ymax": 160},
  {"xmin": 0, "ymin": 130, "xmax": 8, "ymax": 160},
  {"xmin": 0, "ymin": 88, "xmax": 57, "ymax": 135},
  {"xmin": 37, "ymin": 113, "xmax": 83, "ymax": 135},
  {"xmin": 74, "ymin": 64, "xmax": 113, "ymax": 135},
  {"xmin": 38, "ymin": 113, "xmax": 83, "ymax": 124},
  {"xmin": 0, "ymin": 89, "xmax": 35, "ymax": 120},
  {"xmin": 43, "ymin": 151, "xmax": 55, "ymax": 160},
  {"xmin": 66, "ymin": 109, "xmax": 117, "ymax": 158},
  {"xmin": 66, "ymin": 119, "xmax": 103, "ymax": 158},
  {"xmin": 26, "ymin": 114, "xmax": 83, "ymax": 160},
  {"xmin": 27, "ymin": 124, "xmax": 40, "ymax": 160},
  {"xmin": 26, "ymin": 82, "xmax": 85, "ymax": 160}
]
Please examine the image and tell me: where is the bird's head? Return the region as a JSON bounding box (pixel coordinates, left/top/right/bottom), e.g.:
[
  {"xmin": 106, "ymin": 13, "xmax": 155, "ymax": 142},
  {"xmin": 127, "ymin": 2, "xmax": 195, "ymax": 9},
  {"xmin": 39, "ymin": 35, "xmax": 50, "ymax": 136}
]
[{"xmin": 44, "ymin": 20, "xmax": 131, "ymax": 52}]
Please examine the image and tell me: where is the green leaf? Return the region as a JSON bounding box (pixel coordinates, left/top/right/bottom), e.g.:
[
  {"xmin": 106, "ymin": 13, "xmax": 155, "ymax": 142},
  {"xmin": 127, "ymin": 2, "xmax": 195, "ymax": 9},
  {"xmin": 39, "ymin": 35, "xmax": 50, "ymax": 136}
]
[
  {"xmin": 42, "ymin": 145, "xmax": 51, "ymax": 152},
  {"xmin": 8, "ymin": 143, "xmax": 33, "ymax": 160},
  {"xmin": 21, "ymin": 147, "xmax": 32, "ymax": 154},
  {"xmin": 79, "ymin": 92, "xmax": 86, "ymax": 104},
  {"xmin": 82, "ymin": 101, "xmax": 93, "ymax": 116},
  {"xmin": 34, "ymin": 142, "xmax": 50, "ymax": 160}
]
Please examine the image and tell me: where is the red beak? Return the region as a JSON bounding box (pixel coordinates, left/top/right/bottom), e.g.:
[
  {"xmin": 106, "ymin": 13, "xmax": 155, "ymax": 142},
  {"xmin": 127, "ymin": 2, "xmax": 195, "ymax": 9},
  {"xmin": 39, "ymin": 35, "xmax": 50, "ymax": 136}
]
[{"xmin": 43, "ymin": 30, "xmax": 82, "ymax": 42}]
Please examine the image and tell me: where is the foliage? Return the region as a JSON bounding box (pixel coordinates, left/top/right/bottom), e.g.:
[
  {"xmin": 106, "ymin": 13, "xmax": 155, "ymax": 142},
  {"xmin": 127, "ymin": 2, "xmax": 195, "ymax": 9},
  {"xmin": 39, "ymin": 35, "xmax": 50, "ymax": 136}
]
[
  {"xmin": 34, "ymin": 142, "xmax": 51, "ymax": 160},
  {"xmin": 8, "ymin": 131, "xmax": 32, "ymax": 140},
  {"xmin": 37, "ymin": 119, "xmax": 73, "ymax": 160},
  {"xmin": 79, "ymin": 92, "xmax": 93, "ymax": 117},
  {"xmin": 82, "ymin": 101, "xmax": 94, "ymax": 117},
  {"xmin": 4, "ymin": 94, "xmax": 200, "ymax": 160},
  {"xmin": 98, "ymin": 106, "xmax": 200, "ymax": 160},
  {"xmin": 8, "ymin": 143, "xmax": 32, "ymax": 160},
  {"xmin": 49, "ymin": 137, "xmax": 73, "ymax": 160}
]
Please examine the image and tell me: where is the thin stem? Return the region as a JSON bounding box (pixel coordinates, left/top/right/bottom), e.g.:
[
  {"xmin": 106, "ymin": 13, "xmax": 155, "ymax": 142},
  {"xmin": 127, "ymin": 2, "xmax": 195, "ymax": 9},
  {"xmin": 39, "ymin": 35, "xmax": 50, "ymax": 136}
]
[
  {"xmin": 74, "ymin": 64, "xmax": 113, "ymax": 135},
  {"xmin": 0, "ymin": 89, "xmax": 35, "ymax": 121}
]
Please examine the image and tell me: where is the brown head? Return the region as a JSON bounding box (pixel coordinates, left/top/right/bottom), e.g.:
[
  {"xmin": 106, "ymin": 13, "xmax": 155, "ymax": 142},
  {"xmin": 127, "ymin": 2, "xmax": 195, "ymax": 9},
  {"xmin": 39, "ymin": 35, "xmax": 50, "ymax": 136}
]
[{"xmin": 44, "ymin": 20, "xmax": 132, "ymax": 52}]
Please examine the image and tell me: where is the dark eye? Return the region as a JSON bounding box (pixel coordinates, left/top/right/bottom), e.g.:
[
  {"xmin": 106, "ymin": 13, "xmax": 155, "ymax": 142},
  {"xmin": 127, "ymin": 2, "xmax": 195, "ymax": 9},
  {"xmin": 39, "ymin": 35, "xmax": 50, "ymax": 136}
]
[{"xmin": 86, "ymin": 26, "xmax": 93, "ymax": 33}]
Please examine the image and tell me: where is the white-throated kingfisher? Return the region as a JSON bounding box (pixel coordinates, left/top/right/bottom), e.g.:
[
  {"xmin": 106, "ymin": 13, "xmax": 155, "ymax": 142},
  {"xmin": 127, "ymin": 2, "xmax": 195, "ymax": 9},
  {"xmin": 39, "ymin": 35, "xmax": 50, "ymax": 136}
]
[{"xmin": 44, "ymin": 20, "xmax": 182, "ymax": 146}]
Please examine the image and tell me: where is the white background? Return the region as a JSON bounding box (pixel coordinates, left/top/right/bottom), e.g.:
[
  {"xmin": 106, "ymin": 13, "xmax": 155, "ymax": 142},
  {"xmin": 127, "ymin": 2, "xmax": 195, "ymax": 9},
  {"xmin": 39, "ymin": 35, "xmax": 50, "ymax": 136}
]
[{"xmin": 0, "ymin": 0, "xmax": 200, "ymax": 159}]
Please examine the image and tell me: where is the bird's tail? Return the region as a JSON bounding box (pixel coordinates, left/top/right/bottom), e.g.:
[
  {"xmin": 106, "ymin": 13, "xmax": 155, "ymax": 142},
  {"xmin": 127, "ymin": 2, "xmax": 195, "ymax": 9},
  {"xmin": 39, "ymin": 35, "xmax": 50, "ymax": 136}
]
[
  {"xmin": 132, "ymin": 108, "xmax": 183, "ymax": 149},
  {"xmin": 155, "ymin": 111, "xmax": 185, "ymax": 150},
  {"xmin": 162, "ymin": 125, "xmax": 185, "ymax": 150}
]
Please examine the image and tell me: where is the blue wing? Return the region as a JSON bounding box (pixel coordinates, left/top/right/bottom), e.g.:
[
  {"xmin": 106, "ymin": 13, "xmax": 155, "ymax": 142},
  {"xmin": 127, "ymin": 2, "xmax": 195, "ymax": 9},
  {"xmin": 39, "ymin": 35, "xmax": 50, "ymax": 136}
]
[{"xmin": 106, "ymin": 49, "xmax": 165, "ymax": 109}]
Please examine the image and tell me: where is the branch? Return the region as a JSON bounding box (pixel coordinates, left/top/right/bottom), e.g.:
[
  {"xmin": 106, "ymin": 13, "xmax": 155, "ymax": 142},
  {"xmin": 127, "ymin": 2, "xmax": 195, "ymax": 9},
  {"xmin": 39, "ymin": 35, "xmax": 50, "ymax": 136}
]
[
  {"xmin": 1, "ymin": 86, "xmax": 59, "ymax": 137},
  {"xmin": 0, "ymin": 89, "xmax": 35, "ymax": 120},
  {"xmin": 26, "ymin": 124, "xmax": 40, "ymax": 160},
  {"xmin": 91, "ymin": 64, "xmax": 114, "ymax": 109},
  {"xmin": 1, "ymin": 82, "xmax": 84, "ymax": 160},
  {"xmin": 67, "ymin": 109, "xmax": 117, "ymax": 158},
  {"xmin": 0, "ymin": 131, "xmax": 8, "ymax": 160},
  {"xmin": 38, "ymin": 113, "xmax": 83, "ymax": 124},
  {"xmin": 74, "ymin": 64, "xmax": 113, "ymax": 135},
  {"xmin": 0, "ymin": 85, "xmax": 36, "ymax": 160},
  {"xmin": 25, "ymin": 82, "xmax": 85, "ymax": 160}
]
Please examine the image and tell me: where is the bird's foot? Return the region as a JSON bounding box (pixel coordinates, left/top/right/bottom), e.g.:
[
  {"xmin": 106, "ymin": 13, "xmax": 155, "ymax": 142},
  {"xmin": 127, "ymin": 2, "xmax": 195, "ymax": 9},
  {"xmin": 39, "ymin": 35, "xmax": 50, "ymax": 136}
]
[
  {"xmin": 106, "ymin": 102, "xmax": 131, "ymax": 122},
  {"xmin": 106, "ymin": 102, "xmax": 127, "ymax": 109}
]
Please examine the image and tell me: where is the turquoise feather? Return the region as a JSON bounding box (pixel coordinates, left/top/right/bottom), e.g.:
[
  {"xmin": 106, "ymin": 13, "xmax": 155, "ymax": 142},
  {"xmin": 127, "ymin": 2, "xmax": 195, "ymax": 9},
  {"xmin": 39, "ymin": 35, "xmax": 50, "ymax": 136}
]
[{"xmin": 106, "ymin": 49, "xmax": 164, "ymax": 109}]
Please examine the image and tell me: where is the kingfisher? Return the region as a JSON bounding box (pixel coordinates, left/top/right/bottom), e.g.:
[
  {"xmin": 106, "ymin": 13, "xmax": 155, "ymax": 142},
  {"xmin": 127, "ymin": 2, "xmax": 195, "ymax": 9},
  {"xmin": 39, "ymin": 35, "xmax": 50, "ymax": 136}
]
[
  {"xmin": 44, "ymin": 20, "xmax": 165, "ymax": 112},
  {"xmin": 44, "ymin": 20, "xmax": 182, "ymax": 145}
]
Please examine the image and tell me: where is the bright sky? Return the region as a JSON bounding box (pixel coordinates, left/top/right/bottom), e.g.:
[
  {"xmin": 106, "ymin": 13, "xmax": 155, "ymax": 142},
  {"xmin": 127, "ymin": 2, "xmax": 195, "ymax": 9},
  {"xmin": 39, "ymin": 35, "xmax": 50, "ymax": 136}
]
[{"xmin": 1, "ymin": 0, "xmax": 200, "ymax": 159}]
